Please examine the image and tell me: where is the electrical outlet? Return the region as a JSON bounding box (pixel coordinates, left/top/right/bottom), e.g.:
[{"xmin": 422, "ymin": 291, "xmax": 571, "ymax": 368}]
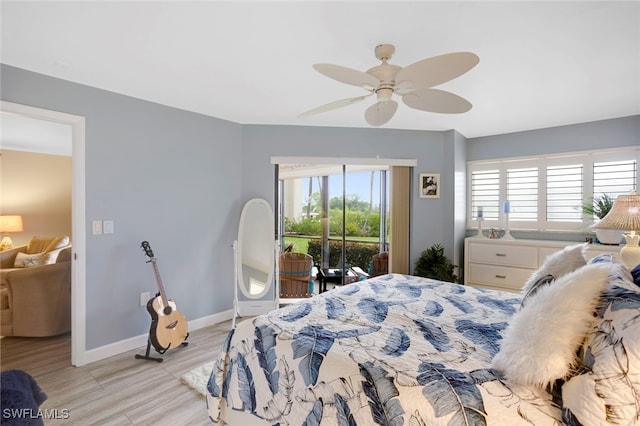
[{"xmin": 140, "ymin": 292, "xmax": 150, "ymax": 307}]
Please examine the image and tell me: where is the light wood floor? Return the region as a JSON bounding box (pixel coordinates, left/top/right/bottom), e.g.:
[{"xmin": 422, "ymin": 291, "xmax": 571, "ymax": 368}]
[{"xmin": 0, "ymin": 320, "xmax": 237, "ymax": 425}]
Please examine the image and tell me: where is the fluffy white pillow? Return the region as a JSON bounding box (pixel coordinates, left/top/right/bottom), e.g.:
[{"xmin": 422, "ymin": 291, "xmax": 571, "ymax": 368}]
[
  {"xmin": 14, "ymin": 251, "xmax": 44, "ymax": 268},
  {"xmin": 491, "ymin": 262, "xmax": 612, "ymax": 388},
  {"xmin": 521, "ymin": 243, "xmax": 587, "ymax": 303}
]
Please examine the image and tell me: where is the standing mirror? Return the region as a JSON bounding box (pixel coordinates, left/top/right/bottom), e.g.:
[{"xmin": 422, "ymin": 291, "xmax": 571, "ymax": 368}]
[{"xmin": 233, "ymin": 198, "xmax": 276, "ymax": 327}]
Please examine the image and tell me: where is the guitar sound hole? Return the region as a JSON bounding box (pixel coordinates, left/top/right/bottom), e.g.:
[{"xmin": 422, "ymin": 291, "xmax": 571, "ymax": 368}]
[{"xmin": 163, "ymin": 306, "xmax": 172, "ymax": 315}]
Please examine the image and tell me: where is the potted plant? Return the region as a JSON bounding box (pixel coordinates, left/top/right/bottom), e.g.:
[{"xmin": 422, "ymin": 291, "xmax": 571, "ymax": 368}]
[
  {"xmin": 414, "ymin": 243, "xmax": 458, "ymax": 283},
  {"xmin": 582, "ymin": 194, "xmax": 623, "ymax": 245}
]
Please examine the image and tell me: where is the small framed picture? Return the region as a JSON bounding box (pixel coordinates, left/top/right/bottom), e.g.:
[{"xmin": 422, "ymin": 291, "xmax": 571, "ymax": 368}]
[{"xmin": 419, "ymin": 173, "xmax": 440, "ymax": 198}]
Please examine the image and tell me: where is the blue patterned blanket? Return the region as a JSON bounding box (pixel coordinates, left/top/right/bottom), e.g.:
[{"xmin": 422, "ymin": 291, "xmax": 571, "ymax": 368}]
[{"xmin": 206, "ymin": 274, "xmax": 562, "ymax": 425}]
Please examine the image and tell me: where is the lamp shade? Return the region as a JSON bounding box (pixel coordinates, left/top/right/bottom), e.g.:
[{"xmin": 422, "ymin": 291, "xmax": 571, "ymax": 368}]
[
  {"xmin": 0, "ymin": 215, "xmax": 23, "ymax": 233},
  {"xmin": 594, "ymin": 193, "xmax": 640, "ymax": 231},
  {"xmin": 594, "ymin": 192, "xmax": 640, "ymax": 270}
]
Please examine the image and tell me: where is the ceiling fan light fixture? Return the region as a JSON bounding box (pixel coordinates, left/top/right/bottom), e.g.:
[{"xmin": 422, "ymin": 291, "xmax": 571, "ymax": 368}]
[{"xmin": 376, "ymin": 87, "xmax": 393, "ymax": 102}]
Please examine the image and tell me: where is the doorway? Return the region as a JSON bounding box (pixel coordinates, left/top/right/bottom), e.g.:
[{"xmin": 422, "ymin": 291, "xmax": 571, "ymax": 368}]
[
  {"xmin": 0, "ymin": 101, "xmax": 86, "ymax": 366},
  {"xmin": 272, "ymin": 156, "xmax": 417, "ymax": 286}
]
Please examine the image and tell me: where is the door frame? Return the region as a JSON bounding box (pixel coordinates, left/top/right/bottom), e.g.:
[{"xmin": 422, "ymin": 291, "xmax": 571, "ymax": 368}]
[
  {"xmin": 272, "ymin": 156, "xmax": 417, "ymax": 275},
  {"xmin": 1, "ymin": 101, "xmax": 87, "ymax": 366}
]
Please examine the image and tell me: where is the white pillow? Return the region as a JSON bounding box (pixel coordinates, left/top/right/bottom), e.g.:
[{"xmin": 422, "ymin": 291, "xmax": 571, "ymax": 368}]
[
  {"xmin": 521, "ymin": 243, "xmax": 587, "ymax": 304},
  {"xmin": 491, "ymin": 262, "xmax": 612, "ymax": 388},
  {"xmin": 14, "ymin": 251, "xmax": 44, "ymax": 268}
]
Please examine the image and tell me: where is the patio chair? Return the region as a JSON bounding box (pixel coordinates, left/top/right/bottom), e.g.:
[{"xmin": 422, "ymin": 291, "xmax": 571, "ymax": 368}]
[
  {"xmin": 279, "ymin": 252, "xmax": 314, "ymax": 300},
  {"xmin": 369, "ymin": 251, "xmax": 389, "ymax": 277}
]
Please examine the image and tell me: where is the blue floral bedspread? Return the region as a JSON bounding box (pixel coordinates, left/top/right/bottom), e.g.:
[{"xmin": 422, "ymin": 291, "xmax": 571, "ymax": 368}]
[{"xmin": 206, "ymin": 274, "xmax": 562, "ymax": 425}]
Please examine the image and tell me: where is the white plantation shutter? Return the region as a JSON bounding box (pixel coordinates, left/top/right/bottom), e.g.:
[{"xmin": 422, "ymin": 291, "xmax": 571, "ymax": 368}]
[
  {"xmin": 593, "ymin": 160, "xmax": 636, "ymax": 201},
  {"xmin": 471, "ymin": 169, "xmax": 499, "ymax": 220},
  {"xmin": 546, "ymin": 164, "xmax": 583, "ymax": 222},
  {"xmin": 507, "ymin": 167, "xmax": 538, "ymax": 221}
]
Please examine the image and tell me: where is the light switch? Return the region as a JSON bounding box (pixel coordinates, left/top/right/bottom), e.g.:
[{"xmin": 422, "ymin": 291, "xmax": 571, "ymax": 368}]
[
  {"xmin": 92, "ymin": 220, "xmax": 102, "ymax": 235},
  {"xmin": 103, "ymin": 220, "xmax": 114, "ymax": 234}
]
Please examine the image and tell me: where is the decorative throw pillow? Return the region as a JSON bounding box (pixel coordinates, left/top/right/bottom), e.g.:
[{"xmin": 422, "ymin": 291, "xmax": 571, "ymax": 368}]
[
  {"xmin": 41, "ymin": 238, "xmax": 70, "ymax": 265},
  {"xmin": 44, "ymin": 236, "xmax": 69, "ymax": 252},
  {"xmin": 14, "ymin": 251, "xmax": 44, "ymax": 268},
  {"xmin": 26, "ymin": 236, "xmax": 69, "ymax": 254},
  {"xmin": 491, "ymin": 262, "xmax": 612, "ymax": 388},
  {"xmin": 588, "ymin": 252, "xmax": 614, "ymax": 264},
  {"xmin": 587, "ymin": 252, "xmax": 637, "ymax": 287},
  {"xmin": 520, "ymin": 243, "xmax": 587, "ymax": 304},
  {"xmin": 562, "ymin": 283, "xmax": 640, "ymax": 424},
  {"xmin": 26, "ymin": 236, "xmax": 53, "ymax": 254},
  {"xmin": 28, "ymin": 236, "xmax": 70, "ymax": 264}
]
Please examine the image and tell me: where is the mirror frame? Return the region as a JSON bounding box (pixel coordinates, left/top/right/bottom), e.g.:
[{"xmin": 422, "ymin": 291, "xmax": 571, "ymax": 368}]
[{"xmin": 237, "ymin": 198, "xmax": 275, "ymax": 299}]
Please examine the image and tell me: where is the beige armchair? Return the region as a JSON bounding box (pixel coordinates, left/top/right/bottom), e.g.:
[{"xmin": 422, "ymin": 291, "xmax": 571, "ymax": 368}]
[{"xmin": 1, "ymin": 238, "xmax": 72, "ymax": 337}]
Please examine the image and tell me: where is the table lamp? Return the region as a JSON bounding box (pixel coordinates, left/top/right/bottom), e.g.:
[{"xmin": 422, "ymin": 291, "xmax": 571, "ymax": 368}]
[
  {"xmin": 0, "ymin": 215, "xmax": 24, "ymax": 251},
  {"xmin": 594, "ymin": 191, "xmax": 640, "ymax": 269}
]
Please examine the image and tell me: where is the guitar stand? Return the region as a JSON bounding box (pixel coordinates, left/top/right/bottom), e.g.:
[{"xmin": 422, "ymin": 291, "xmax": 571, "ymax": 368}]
[{"xmin": 135, "ymin": 333, "xmax": 189, "ymax": 363}]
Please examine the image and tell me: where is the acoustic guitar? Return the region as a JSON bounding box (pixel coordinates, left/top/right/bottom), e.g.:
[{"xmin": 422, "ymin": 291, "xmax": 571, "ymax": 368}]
[{"xmin": 141, "ymin": 241, "xmax": 188, "ymax": 353}]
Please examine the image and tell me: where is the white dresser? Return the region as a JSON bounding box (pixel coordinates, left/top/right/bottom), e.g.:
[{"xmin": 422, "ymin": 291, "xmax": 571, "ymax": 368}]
[{"xmin": 464, "ymin": 237, "xmax": 622, "ymax": 292}]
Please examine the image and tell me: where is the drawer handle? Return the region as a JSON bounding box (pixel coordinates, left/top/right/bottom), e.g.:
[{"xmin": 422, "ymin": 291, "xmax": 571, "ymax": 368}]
[
  {"xmin": 495, "ymin": 253, "xmax": 507, "ymax": 257},
  {"xmin": 495, "ymin": 274, "xmax": 507, "ymax": 279}
]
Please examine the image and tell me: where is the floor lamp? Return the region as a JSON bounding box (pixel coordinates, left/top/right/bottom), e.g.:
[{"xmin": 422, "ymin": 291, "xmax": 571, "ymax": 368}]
[{"xmin": 594, "ymin": 191, "xmax": 640, "ymax": 269}]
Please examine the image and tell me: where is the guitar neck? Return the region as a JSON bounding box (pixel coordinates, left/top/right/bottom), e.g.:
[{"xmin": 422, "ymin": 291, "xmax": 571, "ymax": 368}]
[{"xmin": 150, "ymin": 259, "xmax": 169, "ymax": 307}]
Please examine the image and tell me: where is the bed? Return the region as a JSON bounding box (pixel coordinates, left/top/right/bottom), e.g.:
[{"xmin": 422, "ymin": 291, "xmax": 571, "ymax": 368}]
[{"xmin": 206, "ymin": 245, "xmax": 640, "ymax": 425}]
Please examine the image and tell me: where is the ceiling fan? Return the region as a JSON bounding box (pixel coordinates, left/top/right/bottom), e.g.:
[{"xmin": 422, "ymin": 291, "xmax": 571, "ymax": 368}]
[{"xmin": 299, "ymin": 44, "xmax": 479, "ymax": 126}]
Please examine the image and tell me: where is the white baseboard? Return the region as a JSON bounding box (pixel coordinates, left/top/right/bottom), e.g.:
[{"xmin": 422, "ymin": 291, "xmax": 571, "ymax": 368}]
[
  {"xmin": 237, "ymin": 300, "xmax": 277, "ymax": 317},
  {"xmin": 83, "ymin": 309, "xmax": 233, "ymax": 364}
]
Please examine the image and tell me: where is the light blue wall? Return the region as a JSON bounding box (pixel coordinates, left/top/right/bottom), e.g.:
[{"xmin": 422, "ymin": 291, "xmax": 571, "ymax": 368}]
[
  {"xmin": 1, "ymin": 65, "xmax": 461, "ymax": 349},
  {"xmin": 467, "ymin": 115, "xmax": 639, "ymax": 161},
  {"xmin": 1, "ymin": 65, "xmax": 243, "ymax": 349},
  {"xmin": 3, "ymin": 63, "xmax": 637, "ymax": 351},
  {"xmin": 443, "ymin": 130, "xmax": 468, "ymax": 274},
  {"xmin": 241, "ymin": 124, "xmax": 459, "ymax": 268}
]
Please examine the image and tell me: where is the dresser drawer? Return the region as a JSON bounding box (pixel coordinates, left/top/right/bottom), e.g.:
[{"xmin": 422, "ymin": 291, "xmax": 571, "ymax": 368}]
[
  {"xmin": 467, "ymin": 242, "xmax": 538, "ymax": 268},
  {"xmin": 467, "ymin": 263, "xmax": 533, "ymax": 292}
]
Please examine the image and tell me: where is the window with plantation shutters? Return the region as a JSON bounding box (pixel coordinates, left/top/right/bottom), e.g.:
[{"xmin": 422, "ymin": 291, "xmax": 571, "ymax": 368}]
[{"xmin": 467, "ymin": 147, "xmax": 639, "ymax": 232}]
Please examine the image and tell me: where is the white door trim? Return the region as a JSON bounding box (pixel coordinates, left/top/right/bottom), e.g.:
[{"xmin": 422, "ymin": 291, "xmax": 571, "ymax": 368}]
[
  {"xmin": 271, "ymin": 156, "xmax": 417, "ymax": 167},
  {"xmin": 1, "ymin": 101, "xmax": 87, "ymax": 366}
]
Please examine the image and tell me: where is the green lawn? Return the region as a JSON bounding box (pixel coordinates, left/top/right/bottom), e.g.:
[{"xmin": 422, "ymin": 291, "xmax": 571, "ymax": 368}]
[
  {"xmin": 283, "ymin": 236, "xmax": 310, "ymax": 253},
  {"xmin": 283, "ymin": 235, "xmax": 379, "ymax": 254}
]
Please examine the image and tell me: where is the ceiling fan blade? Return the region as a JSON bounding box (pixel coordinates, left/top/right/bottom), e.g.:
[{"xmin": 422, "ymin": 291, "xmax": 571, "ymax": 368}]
[
  {"xmin": 403, "ymin": 88, "xmax": 472, "ymax": 114},
  {"xmin": 395, "ymin": 52, "xmax": 479, "ymax": 94},
  {"xmin": 313, "ymin": 63, "xmax": 380, "ymax": 90},
  {"xmin": 298, "ymin": 94, "xmax": 372, "ymax": 118},
  {"xmin": 365, "ymin": 100, "xmax": 398, "ymax": 126}
]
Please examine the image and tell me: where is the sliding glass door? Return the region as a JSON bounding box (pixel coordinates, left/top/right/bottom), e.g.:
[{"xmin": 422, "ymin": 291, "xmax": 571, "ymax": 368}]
[{"xmin": 277, "ymin": 163, "xmax": 389, "ymax": 285}]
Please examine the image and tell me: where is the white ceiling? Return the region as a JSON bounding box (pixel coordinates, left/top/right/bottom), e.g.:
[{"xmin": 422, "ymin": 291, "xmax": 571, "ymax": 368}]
[
  {"xmin": 1, "ymin": 1, "xmax": 639, "ymax": 142},
  {"xmin": 1, "ymin": 112, "xmax": 72, "ymax": 156}
]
